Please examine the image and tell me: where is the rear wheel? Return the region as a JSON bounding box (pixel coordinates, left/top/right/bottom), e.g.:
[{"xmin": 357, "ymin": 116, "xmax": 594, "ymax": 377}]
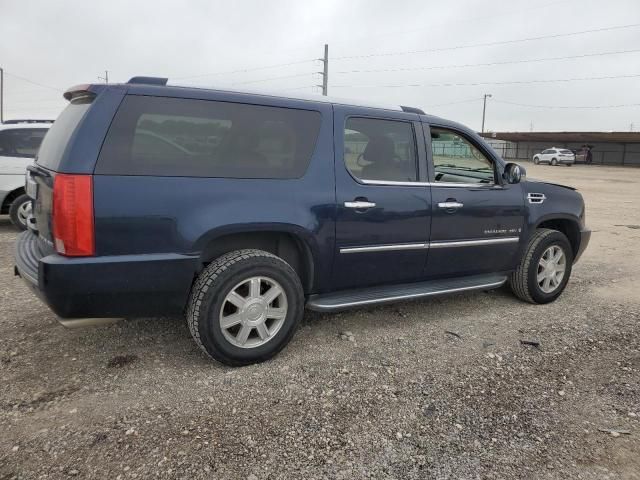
[
  {"xmin": 9, "ymin": 194, "xmax": 31, "ymax": 231},
  {"xmin": 509, "ymin": 228, "xmax": 573, "ymax": 304},
  {"xmin": 551, "ymin": 158, "xmax": 558, "ymax": 166},
  {"xmin": 186, "ymin": 249, "xmax": 304, "ymax": 366}
]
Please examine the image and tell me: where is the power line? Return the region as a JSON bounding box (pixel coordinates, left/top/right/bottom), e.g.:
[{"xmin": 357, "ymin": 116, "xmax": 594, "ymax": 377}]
[
  {"xmin": 173, "ymin": 59, "xmax": 317, "ymax": 80},
  {"xmin": 335, "ymin": 48, "xmax": 640, "ymax": 75},
  {"xmin": 232, "ymin": 71, "xmax": 319, "ymax": 86},
  {"xmin": 3, "ymin": 72, "xmax": 63, "ymax": 92},
  {"xmin": 331, "ymin": 73, "xmax": 640, "ymax": 89},
  {"xmin": 333, "ymin": 23, "xmax": 640, "ymax": 60},
  {"xmin": 427, "ymin": 98, "xmax": 483, "ymax": 108},
  {"xmin": 493, "ymin": 99, "xmax": 640, "ymax": 109}
]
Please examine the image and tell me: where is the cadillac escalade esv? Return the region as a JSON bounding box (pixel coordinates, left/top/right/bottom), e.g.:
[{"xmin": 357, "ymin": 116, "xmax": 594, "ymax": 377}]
[{"xmin": 14, "ymin": 77, "xmax": 590, "ymax": 366}]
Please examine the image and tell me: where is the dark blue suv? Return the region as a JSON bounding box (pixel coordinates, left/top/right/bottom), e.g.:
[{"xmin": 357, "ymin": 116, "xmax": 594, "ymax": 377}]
[{"xmin": 14, "ymin": 77, "xmax": 590, "ymax": 365}]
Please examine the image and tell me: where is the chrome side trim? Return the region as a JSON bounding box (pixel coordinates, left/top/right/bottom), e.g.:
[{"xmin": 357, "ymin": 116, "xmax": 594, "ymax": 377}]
[
  {"xmin": 360, "ymin": 179, "xmax": 430, "ymax": 187},
  {"xmin": 340, "ymin": 236, "xmax": 520, "ymax": 253},
  {"xmin": 359, "ymin": 179, "xmax": 496, "ymax": 188},
  {"xmin": 429, "ymin": 237, "xmax": 520, "ymax": 248},
  {"xmin": 308, "ymin": 279, "xmax": 507, "ymax": 310},
  {"xmin": 340, "ymin": 242, "xmax": 428, "ymax": 254}
]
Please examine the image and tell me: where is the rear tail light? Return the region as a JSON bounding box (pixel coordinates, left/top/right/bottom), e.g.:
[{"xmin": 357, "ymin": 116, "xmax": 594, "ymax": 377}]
[{"xmin": 52, "ymin": 174, "xmax": 95, "ymax": 256}]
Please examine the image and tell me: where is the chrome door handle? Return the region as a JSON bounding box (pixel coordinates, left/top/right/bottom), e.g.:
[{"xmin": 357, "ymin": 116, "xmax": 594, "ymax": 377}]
[
  {"xmin": 344, "ymin": 201, "xmax": 376, "ymax": 209},
  {"xmin": 437, "ymin": 201, "xmax": 464, "ymax": 209}
]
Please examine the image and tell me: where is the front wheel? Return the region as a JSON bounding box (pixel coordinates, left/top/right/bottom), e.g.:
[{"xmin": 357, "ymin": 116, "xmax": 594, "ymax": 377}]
[
  {"xmin": 186, "ymin": 249, "xmax": 304, "ymax": 366},
  {"xmin": 533, "ymin": 157, "xmax": 540, "ymax": 165},
  {"xmin": 9, "ymin": 194, "xmax": 31, "ymax": 231},
  {"xmin": 551, "ymin": 158, "xmax": 558, "ymax": 166},
  {"xmin": 509, "ymin": 229, "xmax": 573, "ymax": 304}
]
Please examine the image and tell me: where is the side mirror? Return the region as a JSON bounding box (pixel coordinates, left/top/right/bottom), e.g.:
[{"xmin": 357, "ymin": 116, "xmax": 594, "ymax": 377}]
[{"xmin": 503, "ymin": 163, "xmax": 525, "ymax": 184}]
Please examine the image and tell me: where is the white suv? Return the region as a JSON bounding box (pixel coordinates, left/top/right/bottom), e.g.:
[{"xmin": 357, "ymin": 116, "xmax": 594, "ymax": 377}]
[
  {"xmin": 532, "ymin": 147, "xmax": 575, "ymax": 166},
  {"xmin": 0, "ymin": 120, "xmax": 51, "ymax": 229}
]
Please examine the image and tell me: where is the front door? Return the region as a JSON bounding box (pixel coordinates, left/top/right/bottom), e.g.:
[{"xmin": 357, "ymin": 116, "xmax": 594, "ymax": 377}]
[
  {"xmin": 331, "ymin": 106, "xmax": 431, "ymax": 290},
  {"xmin": 424, "ymin": 125, "xmax": 525, "ymax": 279}
]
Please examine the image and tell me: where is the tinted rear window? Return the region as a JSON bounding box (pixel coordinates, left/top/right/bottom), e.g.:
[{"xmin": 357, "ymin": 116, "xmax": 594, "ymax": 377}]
[
  {"xmin": 96, "ymin": 95, "xmax": 322, "ymax": 178},
  {"xmin": 0, "ymin": 128, "xmax": 47, "ymax": 157},
  {"xmin": 36, "ymin": 98, "xmax": 92, "ymax": 170}
]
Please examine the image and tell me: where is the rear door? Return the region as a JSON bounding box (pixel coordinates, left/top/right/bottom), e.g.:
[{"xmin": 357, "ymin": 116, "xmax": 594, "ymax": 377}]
[
  {"xmin": 424, "ymin": 124, "xmax": 525, "ymax": 278},
  {"xmin": 331, "ymin": 106, "xmax": 431, "ymax": 290}
]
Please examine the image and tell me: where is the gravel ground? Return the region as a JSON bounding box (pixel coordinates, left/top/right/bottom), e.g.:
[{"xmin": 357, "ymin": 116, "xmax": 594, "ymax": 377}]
[{"xmin": 1, "ymin": 164, "xmax": 639, "ymax": 479}]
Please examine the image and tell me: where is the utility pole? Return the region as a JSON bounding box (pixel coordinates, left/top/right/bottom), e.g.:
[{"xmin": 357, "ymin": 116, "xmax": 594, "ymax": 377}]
[
  {"xmin": 317, "ymin": 44, "xmax": 328, "ymax": 96},
  {"xmin": 0, "ymin": 67, "xmax": 4, "ymax": 123},
  {"xmin": 98, "ymin": 70, "xmax": 109, "ymax": 84},
  {"xmin": 481, "ymin": 93, "xmax": 492, "ymax": 133}
]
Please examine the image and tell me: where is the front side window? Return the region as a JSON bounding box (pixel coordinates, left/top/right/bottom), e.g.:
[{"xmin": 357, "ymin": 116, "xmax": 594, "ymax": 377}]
[
  {"xmin": 430, "ymin": 128, "xmax": 495, "ymax": 184},
  {"xmin": 344, "ymin": 117, "xmax": 418, "ymax": 183},
  {"xmin": 97, "ymin": 95, "xmax": 322, "ymax": 178},
  {"xmin": 0, "ymin": 128, "xmax": 47, "ymax": 157}
]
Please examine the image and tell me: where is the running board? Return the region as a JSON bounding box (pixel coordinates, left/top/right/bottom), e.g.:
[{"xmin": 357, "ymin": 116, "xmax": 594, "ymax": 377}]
[{"xmin": 306, "ymin": 274, "xmax": 507, "ymax": 312}]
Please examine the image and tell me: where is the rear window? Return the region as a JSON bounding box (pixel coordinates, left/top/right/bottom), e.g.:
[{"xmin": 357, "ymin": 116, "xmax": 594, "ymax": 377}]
[
  {"xmin": 37, "ymin": 98, "xmax": 93, "ymax": 170},
  {"xmin": 560, "ymin": 149, "xmax": 573, "ymax": 154},
  {"xmin": 96, "ymin": 95, "xmax": 322, "ymax": 178},
  {"xmin": 0, "ymin": 128, "xmax": 48, "ymax": 158}
]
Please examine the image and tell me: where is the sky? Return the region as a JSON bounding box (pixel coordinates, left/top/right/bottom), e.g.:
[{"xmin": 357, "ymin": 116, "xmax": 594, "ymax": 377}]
[{"xmin": 1, "ymin": 0, "xmax": 639, "ymax": 132}]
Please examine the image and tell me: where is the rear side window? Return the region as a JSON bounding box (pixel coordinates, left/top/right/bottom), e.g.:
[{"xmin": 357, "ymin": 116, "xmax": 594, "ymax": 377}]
[
  {"xmin": 37, "ymin": 98, "xmax": 93, "ymax": 170},
  {"xmin": 343, "ymin": 117, "xmax": 418, "ymax": 183},
  {"xmin": 0, "ymin": 128, "xmax": 47, "ymax": 157},
  {"xmin": 97, "ymin": 95, "xmax": 322, "ymax": 178}
]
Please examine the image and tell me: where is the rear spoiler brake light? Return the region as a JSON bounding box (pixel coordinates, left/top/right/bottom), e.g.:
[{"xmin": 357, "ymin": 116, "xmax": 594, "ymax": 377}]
[{"xmin": 63, "ymin": 84, "xmax": 97, "ymax": 102}]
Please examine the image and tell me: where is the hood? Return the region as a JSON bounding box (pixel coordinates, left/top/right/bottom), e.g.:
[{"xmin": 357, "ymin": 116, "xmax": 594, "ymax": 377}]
[{"xmin": 526, "ymin": 177, "xmax": 576, "ymax": 191}]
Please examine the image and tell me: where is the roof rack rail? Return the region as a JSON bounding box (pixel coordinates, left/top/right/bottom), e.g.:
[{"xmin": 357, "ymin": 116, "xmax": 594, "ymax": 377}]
[
  {"xmin": 400, "ymin": 105, "xmax": 426, "ymax": 115},
  {"xmin": 127, "ymin": 76, "xmax": 168, "ymax": 86},
  {"xmin": 3, "ymin": 119, "xmax": 54, "ymax": 124}
]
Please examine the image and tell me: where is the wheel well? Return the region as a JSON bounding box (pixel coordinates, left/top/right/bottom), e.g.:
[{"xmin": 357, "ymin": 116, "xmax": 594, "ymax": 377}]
[
  {"xmin": 1, "ymin": 187, "xmax": 25, "ymax": 215},
  {"xmin": 199, "ymin": 232, "xmax": 314, "ymax": 293},
  {"xmin": 537, "ymin": 219, "xmax": 580, "ymax": 258}
]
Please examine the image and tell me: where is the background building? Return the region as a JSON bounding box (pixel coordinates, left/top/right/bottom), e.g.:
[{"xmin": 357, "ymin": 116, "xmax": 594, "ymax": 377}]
[{"xmin": 481, "ymin": 132, "xmax": 640, "ymax": 166}]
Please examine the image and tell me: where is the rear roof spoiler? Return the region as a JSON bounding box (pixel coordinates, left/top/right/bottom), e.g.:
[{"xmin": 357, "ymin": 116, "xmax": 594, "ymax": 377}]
[{"xmin": 127, "ymin": 76, "xmax": 168, "ymax": 86}]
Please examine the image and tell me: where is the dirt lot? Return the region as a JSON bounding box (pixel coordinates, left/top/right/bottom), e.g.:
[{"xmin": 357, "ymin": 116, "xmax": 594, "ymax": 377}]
[{"xmin": 1, "ymin": 164, "xmax": 639, "ymax": 479}]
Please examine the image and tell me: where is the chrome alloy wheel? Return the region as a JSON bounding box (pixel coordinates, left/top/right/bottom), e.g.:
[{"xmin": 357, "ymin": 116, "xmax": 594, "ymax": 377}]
[
  {"xmin": 17, "ymin": 200, "xmax": 31, "ymax": 227},
  {"xmin": 219, "ymin": 276, "xmax": 288, "ymax": 348},
  {"xmin": 537, "ymin": 245, "xmax": 566, "ymax": 293}
]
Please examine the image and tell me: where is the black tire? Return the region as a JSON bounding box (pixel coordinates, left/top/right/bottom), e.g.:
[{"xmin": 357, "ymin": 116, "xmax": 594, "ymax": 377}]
[
  {"xmin": 186, "ymin": 249, "xmax": 304, "ymax": 366},
  {"xmin": 533, "ymin": 157, "xmax": 540, "ymax": 165},
  {"xmin": 9, "ymin": 194, "xmax": 31, "ymax": 231},
  {"xmin": 551, "ymin": 158, "xmax": 558, "ymax": 166},
  {"xmin": 509, "ymin": 228, "xmax": 573, "ymax": 304},
  {"xmin": 567, "ymin": 163, "xmax": 573, "ymax": 167}
]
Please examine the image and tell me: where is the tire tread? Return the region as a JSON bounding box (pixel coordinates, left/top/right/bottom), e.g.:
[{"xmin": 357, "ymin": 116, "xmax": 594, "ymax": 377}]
[
  {"xmin": 509, "ymin": 228, "xmax": 557, "ymax": 304},
  {"xmin": 186, "ymin": 249, "xmax": 301, "ymax": 366}
]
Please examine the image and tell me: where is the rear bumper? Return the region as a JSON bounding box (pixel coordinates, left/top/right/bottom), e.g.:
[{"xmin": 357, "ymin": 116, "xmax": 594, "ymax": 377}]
[
  {"xmin": 574, "ymin": 228, "xmax": 591, "ymax": 263},
  {"xmin": 14, "ymin": 231, "xmax": 198, "ymax": 320}
]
